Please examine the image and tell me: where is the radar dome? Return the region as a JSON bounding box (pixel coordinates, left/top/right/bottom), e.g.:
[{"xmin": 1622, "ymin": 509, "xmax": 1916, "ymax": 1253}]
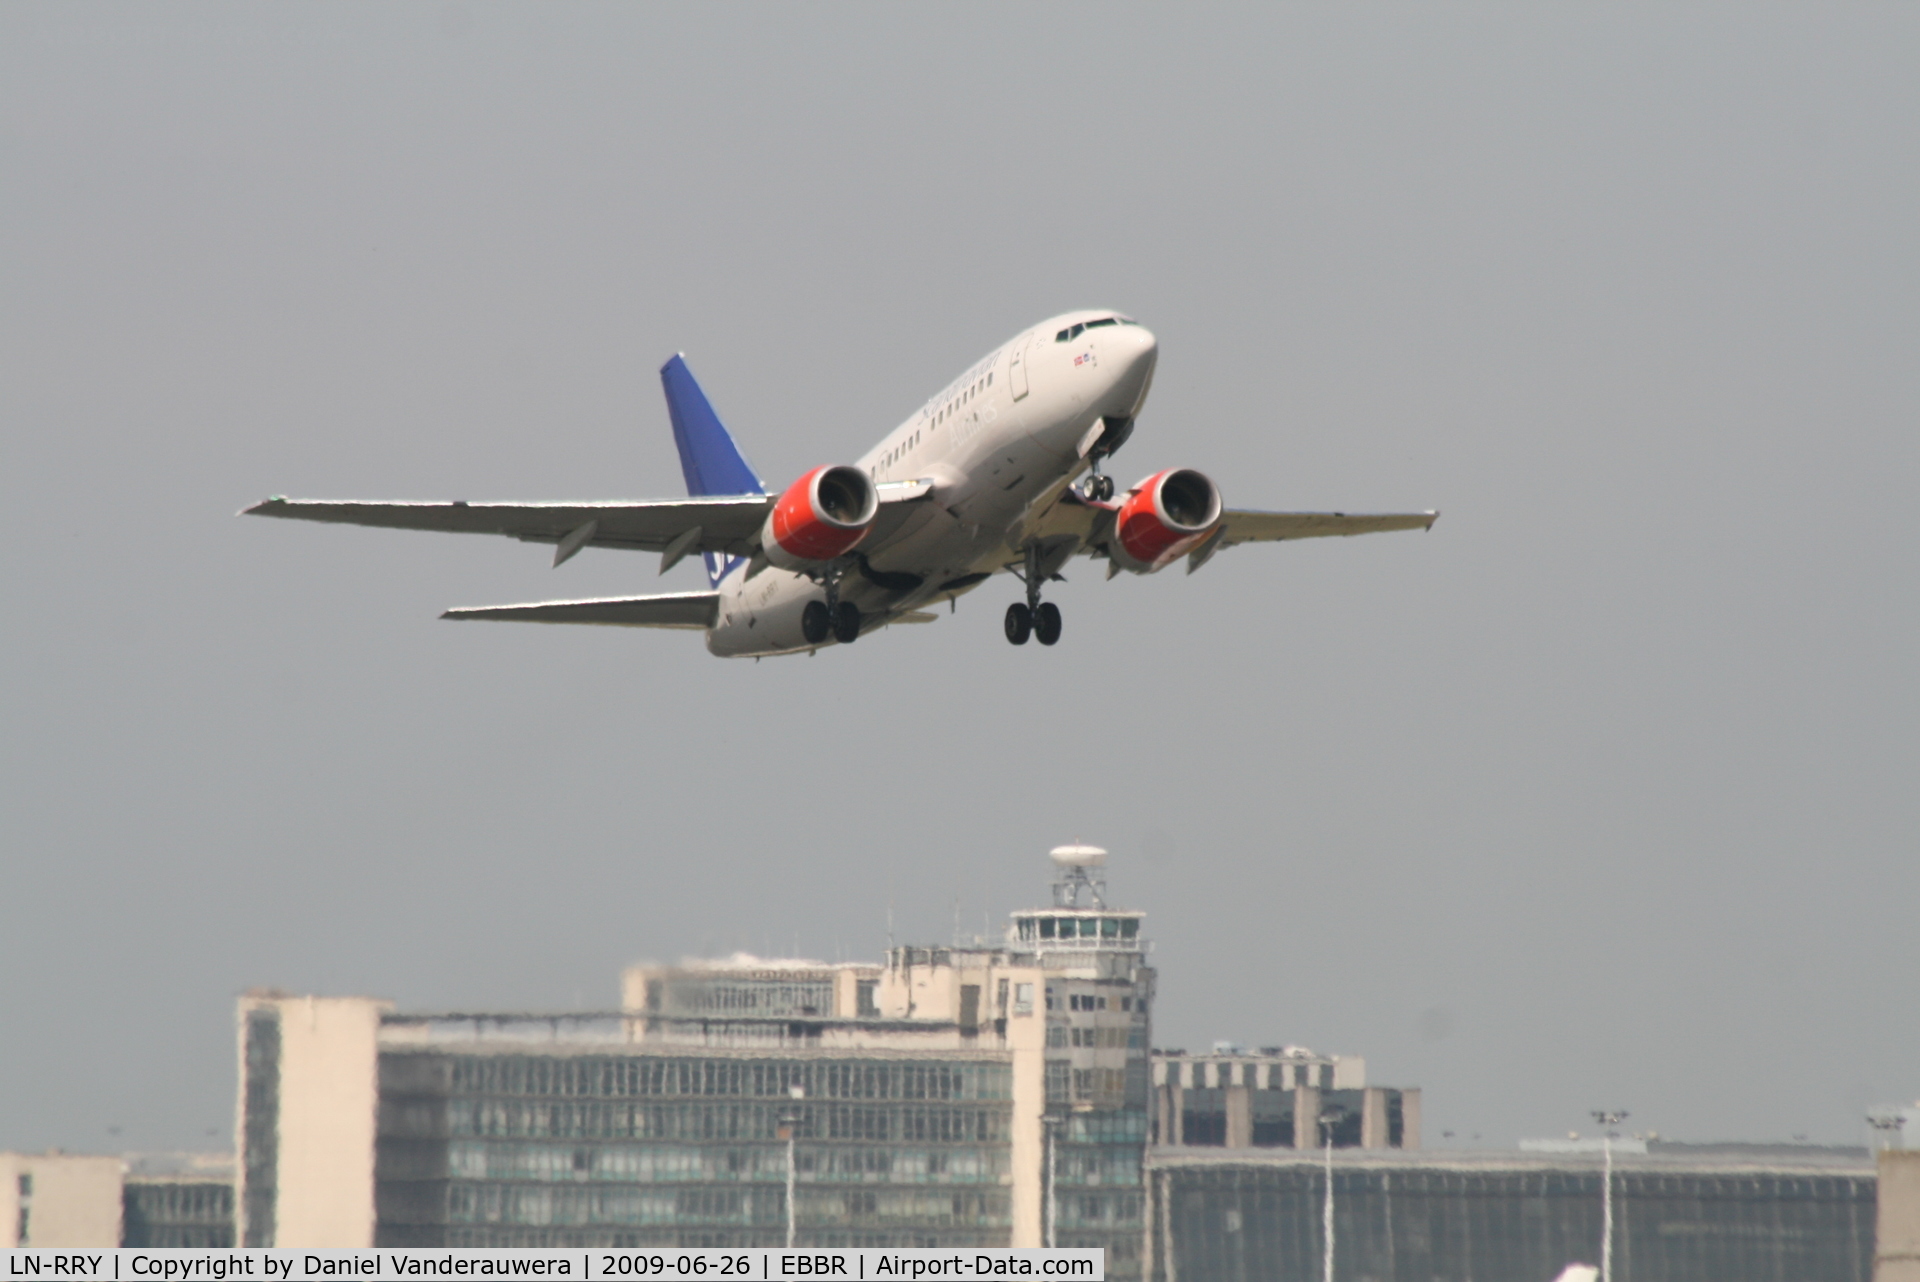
[{"xmin": 1049, "ymin": 843, "xmax": 1108, "ymax": 868}]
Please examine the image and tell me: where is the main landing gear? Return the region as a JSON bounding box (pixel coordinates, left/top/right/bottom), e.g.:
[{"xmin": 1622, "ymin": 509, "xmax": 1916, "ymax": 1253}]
[
  {"xmin": 802, "ymin": 564, "xmax": 862, "ymax": 646},
  {"xmin": 1005, "ymin": 544, "xmax": 1063, "ymax": 647}
]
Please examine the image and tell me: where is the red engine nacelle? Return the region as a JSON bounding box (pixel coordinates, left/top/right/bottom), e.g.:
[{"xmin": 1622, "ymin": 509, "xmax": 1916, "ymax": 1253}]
[
  {"xmin": 761, "ymin": 465, "xmax": 880, "ymax": 571},
  {"xmin": 1109, "ymin": 468, "xmax": 1223, "ymax": 573}
]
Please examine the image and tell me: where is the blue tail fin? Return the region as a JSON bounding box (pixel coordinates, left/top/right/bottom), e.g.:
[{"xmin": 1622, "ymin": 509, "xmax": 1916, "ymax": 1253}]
[{"xmin": 660, "ymin": 354, "xmax": 766, "ymax": 586}]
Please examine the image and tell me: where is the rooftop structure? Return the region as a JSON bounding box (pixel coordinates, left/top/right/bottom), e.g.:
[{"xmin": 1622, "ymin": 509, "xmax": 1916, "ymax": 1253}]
[{"xmin": 1148, "ymin": 1046, "xmax": 1416, "ymax": 1151}]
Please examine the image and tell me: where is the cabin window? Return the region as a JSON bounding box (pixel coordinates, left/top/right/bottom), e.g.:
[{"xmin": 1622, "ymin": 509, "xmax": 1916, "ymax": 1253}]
[
  {"xmin": 1038, "ymin": 918, "xmax": 1056, "ymax": 939},
  {"xmin": 1085, "ymin": 318, "xmax": 1118, "ymax": 330}
]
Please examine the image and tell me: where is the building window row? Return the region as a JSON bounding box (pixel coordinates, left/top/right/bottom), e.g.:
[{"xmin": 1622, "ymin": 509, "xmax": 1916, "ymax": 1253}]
[
  {"xmin": 1046, "ymin": 1061, "xmax": 1149, "ymax": 1107},
  {"xmin": 1052, "ymin": 1191, "xmax": 1143, "ymax": 1229},
  {"xmin": 428, "ymin": 1183, "xmax": 1012, "ymax": 1230},
  {"xmin": 434, "ymin": 1141, "xmax": 1009, "ymax": 1186},
  {"xmin": 412, "ymin": 1100, "xmax": 1009, "ymax": 1145},
  {"xmin": 647, "ymin": 981, "xmax": 836, "ymax": 1017},
  {"xmin": 1049, "ymin": 1027, "xmax": 1140, "ymax": 1049},
  {"xmin": 428, "ymin": 1056, "xmax": 1009, "ymax": 1103}
]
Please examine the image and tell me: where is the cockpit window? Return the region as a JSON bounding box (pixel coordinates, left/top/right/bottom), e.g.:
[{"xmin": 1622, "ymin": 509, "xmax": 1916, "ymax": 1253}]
[{"xmin": 1058, "ymin": 316, "xmax": 1135, "ymax": 341}]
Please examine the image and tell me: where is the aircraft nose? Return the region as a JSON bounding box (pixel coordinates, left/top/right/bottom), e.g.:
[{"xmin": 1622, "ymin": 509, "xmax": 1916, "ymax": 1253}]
[{"xmin": 1107, "ymin": 323, "xmax": 1157, "ymax": 400}]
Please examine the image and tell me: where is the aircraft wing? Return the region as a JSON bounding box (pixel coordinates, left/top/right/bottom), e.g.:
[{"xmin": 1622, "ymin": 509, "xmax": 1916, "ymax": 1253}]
[
  {"xmin": 1025, "ymin": 492, "xmax": 1438, "ymax": 580},
  {"xmin": 243, "ymin": 483, "xmax": 934, "ymax": 567},
  {"xmin": 1213, "ymin": 509, "xmax": 1439, "ymax": 546},
  {"xmin": 441, "ymin": 592, "xmax": 718, "ymax": 628},
  {"xmin": 243, "ymin": 495, "xmax": 773, "ymax": 557}
]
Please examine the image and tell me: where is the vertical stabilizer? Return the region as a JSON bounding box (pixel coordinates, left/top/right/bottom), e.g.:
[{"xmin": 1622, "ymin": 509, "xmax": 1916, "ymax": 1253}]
[{"xmin": 660, "ymin": 354, "xmax": 765, "ymax": 586}]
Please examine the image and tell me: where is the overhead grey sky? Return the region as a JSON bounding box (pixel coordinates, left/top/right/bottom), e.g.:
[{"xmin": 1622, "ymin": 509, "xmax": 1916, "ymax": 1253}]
[{"xmin": 3, "ymin": 5, "xmax": 1915, "ymax": 1155}]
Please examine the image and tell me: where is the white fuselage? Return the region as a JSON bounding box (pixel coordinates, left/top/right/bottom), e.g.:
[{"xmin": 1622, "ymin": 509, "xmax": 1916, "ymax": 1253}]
[{"xmin": 706, "ymin": 312, "xmax": 1158, "ymax": 657}]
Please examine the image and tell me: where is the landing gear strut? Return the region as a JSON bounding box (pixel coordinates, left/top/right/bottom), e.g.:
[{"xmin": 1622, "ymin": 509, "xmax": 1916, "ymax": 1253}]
[
  {"xmin": 803, "ymin": 561, "xmax": 862, "ymax": 647},
  {"xmin": 1005, "ymin": 543, "xmax": 1063, "ymax": 646}
]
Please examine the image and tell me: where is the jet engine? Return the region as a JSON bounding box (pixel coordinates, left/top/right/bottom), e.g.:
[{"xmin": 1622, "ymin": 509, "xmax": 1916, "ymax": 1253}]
[
  {"xmin": 761, "ymin": 465, "xmax": 880, "ymax": 571},
  {"xmin": 1107, "ymin": 468, "xmax": 1222, "ymax": 573}
]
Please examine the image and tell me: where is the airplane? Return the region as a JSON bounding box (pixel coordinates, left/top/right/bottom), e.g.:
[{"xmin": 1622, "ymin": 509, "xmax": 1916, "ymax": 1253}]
[{"xmin": 244, "ymin": 310, "xmax": 1437, "ymax": 657}]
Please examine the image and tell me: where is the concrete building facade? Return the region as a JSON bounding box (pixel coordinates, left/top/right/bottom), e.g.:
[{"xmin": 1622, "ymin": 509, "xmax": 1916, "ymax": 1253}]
[
  {"xmin": 0, "ymin": 1152, "xmax": 123, "ymax": 1248},
  {"xmin": 238, "ymin": 993, "xmax": 390, "ymax": 1247},
  {"xmin": 1881, "ymin": 1149, "xmax": 1920, "ymax": 1282}
]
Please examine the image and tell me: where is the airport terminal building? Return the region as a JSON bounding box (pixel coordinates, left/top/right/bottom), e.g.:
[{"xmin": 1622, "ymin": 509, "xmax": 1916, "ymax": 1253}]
[{"xmin": 234, "ymin": 848, "xmax": 1165, "ymax": 1273}]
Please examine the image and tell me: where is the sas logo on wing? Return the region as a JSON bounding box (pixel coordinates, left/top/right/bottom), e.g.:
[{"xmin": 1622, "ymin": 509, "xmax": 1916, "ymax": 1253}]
[{"xmin": 1073, "ymin": 351, "xmax": 1097, "ymax": 368}]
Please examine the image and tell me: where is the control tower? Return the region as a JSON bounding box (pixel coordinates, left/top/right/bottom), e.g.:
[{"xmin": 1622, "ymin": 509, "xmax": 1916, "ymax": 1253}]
[{"xmin": 1009, "ymin": 843, "xmax": 1148, "ymax": 957}]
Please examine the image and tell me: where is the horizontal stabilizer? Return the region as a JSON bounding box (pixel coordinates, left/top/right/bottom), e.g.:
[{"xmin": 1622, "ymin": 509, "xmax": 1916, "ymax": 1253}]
[{"xmin": 441, "ymin": 592, "xmax": 718, "ymax": 629}]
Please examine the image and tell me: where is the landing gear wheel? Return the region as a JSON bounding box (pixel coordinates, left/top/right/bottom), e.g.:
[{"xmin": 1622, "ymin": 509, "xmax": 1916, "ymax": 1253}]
[
  {"xmin": 1034, "ymin": 602, "xmax": 1062, "ymax": 646},
  {"xmin": 802, "ymin": 600, "xmax": 831, "ymax": 645},
  {"xmin": 1004, "ymin": 602, "xmax": 1033, "ymax": 645},
  {"xmin": 831, "ymin": 601, "xmax": 862, "ymax": 645},
  {"xmin": 1091, "ymin": 474, "xmax": 1115, "ymax": 502}
]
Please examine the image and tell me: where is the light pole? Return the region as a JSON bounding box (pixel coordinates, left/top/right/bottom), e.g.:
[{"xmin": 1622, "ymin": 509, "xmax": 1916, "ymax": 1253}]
[
  {"xmin": 1319, "ymin": 1109, "xmax": 1345, "ymax": 1282},
  {"xmin": 781, "ymin": 1083, "xmax": 805, "ymax": 1250},
  {"xmin": 1590, "ymin": 1110, "xmax": 1628, "ymax": 1282},
  {"xmin": 1042, "ymin": 1115, "xmax": 1064, "ymax": 1249}
]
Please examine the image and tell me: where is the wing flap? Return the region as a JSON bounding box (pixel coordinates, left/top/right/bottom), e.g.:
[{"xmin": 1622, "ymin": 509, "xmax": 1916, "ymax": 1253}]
[
  {"xmin": 440, "ymin": 592, "xmax": 718, "ymax": 629},
  {"xmin": 243, "ymin": 496, "xmax": 773, "ymax": 557}
]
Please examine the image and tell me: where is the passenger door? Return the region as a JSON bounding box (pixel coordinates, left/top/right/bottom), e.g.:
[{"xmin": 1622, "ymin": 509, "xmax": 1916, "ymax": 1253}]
[{"xmin": 1008, "ymin": 335, "xmax": 1030, "ymax": 401}]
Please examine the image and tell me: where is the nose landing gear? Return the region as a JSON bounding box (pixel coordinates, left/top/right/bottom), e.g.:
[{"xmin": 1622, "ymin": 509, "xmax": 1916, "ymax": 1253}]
[
  {"xmin": 1082, "ymin": 454, "xmax": 1116, "ymax": 503},
  {"xmin": 1005, "ymin": 543, "xmax": 1064, "ymax": 647},
  {"xmin": 1079, "ymin": 419, "xmax": 1130, "ymax": 502}
]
